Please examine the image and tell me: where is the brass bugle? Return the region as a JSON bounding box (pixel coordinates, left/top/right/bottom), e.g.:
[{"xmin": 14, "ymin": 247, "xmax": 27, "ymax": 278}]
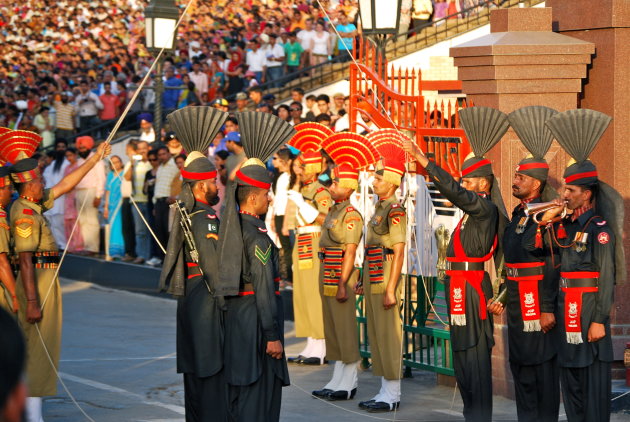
[{"xmin": 524, "ymin": 201, "xmax": 567, "ymax": 223}]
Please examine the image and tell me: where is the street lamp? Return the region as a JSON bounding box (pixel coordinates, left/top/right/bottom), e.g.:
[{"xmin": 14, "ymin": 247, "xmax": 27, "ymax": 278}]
[
  {"xmin": 145, "ymin": 0, "xmax": 179, "ymax": 140},
  {"xmin": 358, "ymin": 0, "xmax": 403, "ymax": 58}
]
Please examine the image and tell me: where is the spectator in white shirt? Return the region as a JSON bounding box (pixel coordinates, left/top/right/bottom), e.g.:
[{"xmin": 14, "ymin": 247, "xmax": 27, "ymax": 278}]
[
  {"xmin": 297, "ymin": 18, "xmax": 316, "ymax": 69},
  {"xmin": 270, "ymin": 148, "xmax": 294, "ymax": 286},
  {"xmin": 43, "ymin": 140, "xmax": 69, "ymax": 249},
  {"xmin": 246, "ymin": 38, "xmax": 267, "ymax": 83},
  {"xmin": 152, "ymin": 146, "xmax": 179, "ymax": 262},
  {"xmin": 188, "ymin": 61, "xmax": 208, "ymax": 95},
  {"xmin": 75, "ymin": 80, "xmax": 103, "ymax": 133},
  {"xmin": 264, "ymin": 34, "xmax": 285, "ymax": 88},
  {"xmin": 74, "ymin": 136, "xmax": 106, "ymax": 255}
]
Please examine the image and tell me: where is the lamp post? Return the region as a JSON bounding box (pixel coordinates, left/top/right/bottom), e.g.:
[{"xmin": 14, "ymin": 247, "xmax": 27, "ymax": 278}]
[
  {"xmin": 145, "ymin": 0, "xmax": 179, "ymax": 140},
  {"xmin": 358, "ymin": 0, "xmax": 403, "ymax": 74}
]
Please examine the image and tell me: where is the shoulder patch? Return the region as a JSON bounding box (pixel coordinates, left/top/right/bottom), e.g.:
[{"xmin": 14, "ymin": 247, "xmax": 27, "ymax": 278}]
[
  {"xmin": 257, "ymin": 227, "xmax": 268, "ymax": 233},
  {"xmin": 15, "ymin": 218, "xmax": 34, "ymax": 226},
  {"xmin": 596, "ymin": 220, "xmax": 607, "ymax": 226},
  {"xmin": 346, "ymin": 222, "xmax": 355, "ymax": 231},
  {"xmin": 316, "ymin": 187, "xmax": 325, "ymax": 193},
  {"xmin": 15, "ymin": 218, "xmax": 34, "ymax": 238},
  {"xmin": 597, "ymin": 232, "xmax": 610, "ymax": 245},
  {"xmin": 207, "ymin": 222, "xmax": 218, "ymax": 233},
  {"xmin": 346, "ymin": 206, "xmax": 355, "ymax": 212},
  {"xmin": 0, "ymin": 222, "xmax": 9, "ymax": 230},
  {"xmin": 206, "ymin": 233, "xmax": 219, "ymax": 240},
  {"xmin": 22, "ymin": 209, "xmax": 33, "ymax": 215},
  {"xmin": 255, "ymin": 244, "xmax": 271, "ymax": 265},
  {"xmin": 345, "ymin": 215, "xmax": 361, "ymax": 223},
  {"xmin": 391, "ymin": 217, "xmax": 401, "ymax": 225},
  {"xmin": 318, "ymin": 197, "xmax": 329, "ymax": 208},
  {"xmin": 391, "ymin": 203, "xmax": 400, "ymax": 209},
  {"xmin": 389, "ymin": 210, "xmax": 405, "ymax": 218}
]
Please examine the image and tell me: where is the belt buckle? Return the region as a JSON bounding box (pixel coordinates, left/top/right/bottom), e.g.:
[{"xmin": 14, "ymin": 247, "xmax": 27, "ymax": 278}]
[
  {"xmin": 559, "ymin": 277, "xmax": 568, "ymax": 289},
  {"xmin": 317, "ymin": 252, "xmax": 325, "ymax": 260},
  {"xmin": 506, "ymin": 267, "xmax": 516, "ymax": 278}
]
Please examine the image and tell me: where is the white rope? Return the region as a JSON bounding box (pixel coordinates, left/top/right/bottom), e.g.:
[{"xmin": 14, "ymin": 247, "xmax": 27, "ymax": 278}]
[{"xmin": 31, "ymin": 1, "xmax": 198, "ymax": 420}]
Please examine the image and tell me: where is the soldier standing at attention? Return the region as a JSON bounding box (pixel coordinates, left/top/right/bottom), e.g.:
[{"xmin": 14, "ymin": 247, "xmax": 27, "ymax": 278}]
[
  {"xmin": 3, "ymin": 131, "xmax": 111, "ymax": 422},
  {"xmin": 159, "ymin": 107, "xmax": 229, "ymax": 422},
  {"xmin": 359, "ymin": 132, "xmax": 410, "ymax": 413},
  {"xmin": 285, "ymin": 122, "xmax": 333, "ymax": 365},
  {"xmin": 311, "ymin": 133, "xmax": 379, "ymax": 401},
  {"xmin": 404, "ymin": 107, "xmax": 509, "ymax": 421},
  {"xmin": 0, "ymin": 166, "xmax": 18, "ymax": 313},
  {"xmin": 488, "ymin": 106, "xmax": 561, "ymax": 421},
  {"xmin": 541, "ymin": 109, "xmax": 624, "ymax": 422},
  {"xmin": 217, "ymin": 111, "xmax": 294, "ymax": 421}
]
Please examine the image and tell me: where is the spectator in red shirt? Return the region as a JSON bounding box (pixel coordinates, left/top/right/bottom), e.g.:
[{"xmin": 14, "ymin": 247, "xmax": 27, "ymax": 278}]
[{"xmin": 100, "ymin": 82, "xmax": 122, "ymax": 134}]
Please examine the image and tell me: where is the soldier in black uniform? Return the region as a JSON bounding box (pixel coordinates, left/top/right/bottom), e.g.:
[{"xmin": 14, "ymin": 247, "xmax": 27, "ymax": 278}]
[
  {"xmin": 488, "ymin": 106, "xmax": 560, "ymax": 421},
  {"xmin": 542, "ymin": 109, "xmax": 624, "ymax": 422},
  {"xmin": 216, "ymin": 112, "xmax": 294, "ymax": 422},
  {"xmin": 159, "ymin": 107, "xmax": 229, "ymax": 422},
  {"xmin": 404, "ymin": 106, "xmax": 509, "ymax": 421}
]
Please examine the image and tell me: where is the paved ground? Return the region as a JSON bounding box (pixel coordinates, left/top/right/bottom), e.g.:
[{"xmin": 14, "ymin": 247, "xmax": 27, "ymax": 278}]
[{"xmin": 43, "ymin": 279, "xmax": 628, "ymax": 421}]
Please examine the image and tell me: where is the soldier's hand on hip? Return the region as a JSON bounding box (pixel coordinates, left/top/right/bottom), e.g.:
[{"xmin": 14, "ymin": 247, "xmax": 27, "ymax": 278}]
[
  {"xmin": 383, "ymin": 290, "xmax": 397, "ymax": 310},
  {"xmin": 26, "ymin": 301, "xmax": 43, "ymax": 324},
  {"xmin": 336, "ymin": 284, "xmax": 348, "ymax": 303},
  {"xmin": 540, "ymin": 312, "xmax": 556, "ymax": 333},
  {"xmin": 266, "ymin": 340, "xmax": 284, "ymax": 359},
  {"xmin": 587, "ymin": 322, "xmax": 605, "ymax": 342}
]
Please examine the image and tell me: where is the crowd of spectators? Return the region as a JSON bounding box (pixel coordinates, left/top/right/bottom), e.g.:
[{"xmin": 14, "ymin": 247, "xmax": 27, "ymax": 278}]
[{"xmin": 0, "ymin": 0, "xmax": 501, "ymax": 146}]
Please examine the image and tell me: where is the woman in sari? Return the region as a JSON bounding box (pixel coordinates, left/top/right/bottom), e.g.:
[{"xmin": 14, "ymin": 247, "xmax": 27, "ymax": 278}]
[
  {"xmin": 104, "ymin": 155, "xmax": 125, "ymax": 259},
  {"xmin": 225, "ymin": 51, "xmax": 244, "ymax": 97},
  {"xmin": 63, "ymin": 148, "xmax": 84, "ymax": 253}
]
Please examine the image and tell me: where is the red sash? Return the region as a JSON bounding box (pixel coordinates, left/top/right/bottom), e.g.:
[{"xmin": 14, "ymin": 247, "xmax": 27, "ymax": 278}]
[
  {"xmin": 506, "ymin": 262, "xmax": 544, "ymax": 332},
  {"xmin": 446, "ymin": 216, "xmax": 496, "ymax": 326},
  {"xmin": 561, "ymin": 271, "xmax": 599, "ymax": 344}
]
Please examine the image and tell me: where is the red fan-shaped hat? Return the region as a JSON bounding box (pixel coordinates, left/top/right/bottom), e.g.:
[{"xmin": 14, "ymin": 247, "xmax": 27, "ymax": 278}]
[
  {"xmin": 0, "ymin": 130, "xmax": 42, "ymax": 164},
  {"xmin": 289, "ymin": 122, "xmax": 333, "ymax": 173},
  {"xmin": 367, "ymin": 129, "xmax": 412, "ymax": 186},
  {"xmin": 322, "ymin": 132, "xmax": 380, "ymax": 189}
]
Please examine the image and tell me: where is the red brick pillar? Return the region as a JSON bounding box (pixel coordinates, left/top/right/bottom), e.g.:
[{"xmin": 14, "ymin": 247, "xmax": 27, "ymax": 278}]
[
  {"xmin": 449, "ymin": 7, "xmax": 595, "ymax": 398},
  {"xmin": 548, "ymin": 0, "xmax": 630, "ymax": 377}
]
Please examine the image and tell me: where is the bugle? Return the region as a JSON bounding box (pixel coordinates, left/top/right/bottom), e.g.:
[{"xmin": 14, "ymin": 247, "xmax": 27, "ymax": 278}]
[{"xmin": 524, "ymin": 201, "xmax": 567, "ymax": 223}]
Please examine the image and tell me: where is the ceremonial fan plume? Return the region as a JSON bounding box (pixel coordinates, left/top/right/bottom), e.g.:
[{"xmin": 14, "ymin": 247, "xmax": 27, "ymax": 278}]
[
  {"xmin": 321, "ymin": 132, "xmax": 380, "ymax": 169},
  {"xmin": 508, "ymin": 106, "xmax": 558, "ymax": 159},
  {"xmin": 167, "ymin": 106, "xmax": 228, "ymax": 153},
  {"xmin": 458, "ymin": 106, "xmax": 509, "ymax": 157},
  {"xmin": 288, "ymin": 122, "xmax": 333, "ymax": 152},
  {"xmin": 236, "ymin": 111, "xmax": 296, "ymax": 162},
  {"xmin": 366, "ymin": 129, "xmax": 414, "ymax": 162},
  {"xmin": 545, "ymin": 109, "xmax": 612, "ymax": 163},
  {"xmin": 0, "ymin": 129, "xmax": 42, "ymax": 164}
]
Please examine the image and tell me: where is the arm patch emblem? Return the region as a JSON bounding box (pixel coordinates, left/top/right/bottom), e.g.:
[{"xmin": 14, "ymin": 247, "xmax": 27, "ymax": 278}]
[{"xmin": 255, "ymin": 244, "xmax": 272, "ymax": 265}]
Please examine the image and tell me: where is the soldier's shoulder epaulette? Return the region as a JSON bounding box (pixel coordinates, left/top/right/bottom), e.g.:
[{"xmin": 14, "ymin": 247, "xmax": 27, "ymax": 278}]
[
  {"xmin": 316, "ymin": 187, "xmax": 326, "ymax": 193},
  {"xmin": 206, "ymin": 213, "xmax": 217, "ymax": 220}
]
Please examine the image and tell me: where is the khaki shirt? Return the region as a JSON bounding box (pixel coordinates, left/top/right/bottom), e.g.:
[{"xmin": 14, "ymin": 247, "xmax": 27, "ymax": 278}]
[
  {"xmin": 10, "ymin": 190, "xmax": 58, "ymax": 253},
  {"xmin": 297, "ymin": 181, "xmax": 331, "ymax": 227},
  {"xmin": 320, "ymin": 199, "xmax": 363, "ymax": 249},
  {"xmin": 365, "ymin": 196, "xmax": 407, "ymax": 248}
]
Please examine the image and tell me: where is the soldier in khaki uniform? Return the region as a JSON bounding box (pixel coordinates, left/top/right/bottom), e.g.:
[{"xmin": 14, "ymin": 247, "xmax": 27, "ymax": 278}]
[
  {"xmin": 0, "ymin": 166, "xmax": 18, "ymax": 313},
  {"xmin": 5, "ymin": 138, "xmax": 111, "ymax": 422},
  {"xmin": 359, "ymin": 139, "xmax": 408, "ymax": 413},
  {"xmin": 285, "ymin": 122, "xmax": 333, "ymax": 365},
  {"xmin": 312, "ymin": 133, "xmax": 380, "ymax": 401}
]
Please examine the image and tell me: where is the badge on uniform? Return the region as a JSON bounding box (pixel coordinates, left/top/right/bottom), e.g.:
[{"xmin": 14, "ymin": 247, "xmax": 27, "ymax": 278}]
[
  {"xmin": 255, "ymin": 244, "xmax": 271, "ymax": 265},
  {"xmin": 346, "ymin": 222, "xmax": 354, "ymax": 230},
  {"xmin": 22, "ymin": 209, "xmax": 33, "ymax": 215},
  {"xmin": 391, "ymin": 217, "xmax": 400, "ymax": 225},
  {"xmin": 208, "ymin": 223, "xmax": 218, "ymax": 233},
  {"xmin": 325, "ymin": 219, "xmax": 337, "ymax": 229},
  {"xmin": 318, "ymin": 198, "xmax": 329, "ymax": 208},
  {"xmin": 597, "ymin": 232, "xmax": 609, "ymax": 244},
  {"xmin": 15, "ymin": 218, "xmax": 34, "ymax": 238},
  {"xmin": 515, "ymin": 216, "xmax": 529, "ymax": 234},
  {"xmin": 370, "ymin": 215, "xmax": 383, "ymax": 226},
  {"xmin": 574, "ymin": 232, "xmax": 588, "ymax": 252}
]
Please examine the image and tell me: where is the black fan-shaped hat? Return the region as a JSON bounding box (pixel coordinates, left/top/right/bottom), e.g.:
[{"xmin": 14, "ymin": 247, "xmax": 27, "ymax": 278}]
[
  {"xmin": 236, "ymin": 111, "xmax": 296, "ymax": 163},
  {"xmin": 459, "ymin": 106, "xmax": 509, "ymax": 158},
  {"xmin": 167, "ymin": 106, "xmax": 228, "ymax": 153},
  {"xmin": 545, "ymin": 109, "xmax": 611, "ymax": 164},
  {"xmin": 509, "ymin": 106, "xmax": 557, "ymax": 159}
]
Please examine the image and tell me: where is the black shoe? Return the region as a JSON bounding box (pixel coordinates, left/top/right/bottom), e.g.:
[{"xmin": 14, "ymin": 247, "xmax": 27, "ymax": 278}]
[
  {"xmin": 288, "ymin": 355, "xmax": 304, "ymax": 364},
  {"xmin": 366, "ymin": 401, "xmax": 400, "ymax": 413},
  {"xmin": 300, "ymin": 357, "xmax": 324, "ymax": 365},
  {"xmin": 326, "ymin": 388, "xmax": 357, "ymax": 401},
  {"xmin": 358, "ymin": 399, "xmax": 375, "ymax": 410},
  {"xmin": 312, "ymin": 388, "xmax": 333, "ymax": 398}
]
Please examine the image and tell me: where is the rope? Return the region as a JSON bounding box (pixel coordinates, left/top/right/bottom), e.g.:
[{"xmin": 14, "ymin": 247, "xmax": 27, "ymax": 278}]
[{"xmin": 30, "ymin": 1, "xmax": 198, "ymax": 420}]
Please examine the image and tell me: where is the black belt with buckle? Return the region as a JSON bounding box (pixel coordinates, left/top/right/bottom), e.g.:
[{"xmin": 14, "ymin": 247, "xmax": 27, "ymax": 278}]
[
  {"xmin": 506, "ymin": 265, "xmax": 544, "ymax": 278},
  {"xmin": 445, "ymin": 261, "xmax": 484, "ymax": 271},
  {"xmin": 318, "ymin": 249, "xmax": 345, "ymax": 260},
  {"xmin": 560, "ymin": 277, "xmax": 598, "ymax": 288}
]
